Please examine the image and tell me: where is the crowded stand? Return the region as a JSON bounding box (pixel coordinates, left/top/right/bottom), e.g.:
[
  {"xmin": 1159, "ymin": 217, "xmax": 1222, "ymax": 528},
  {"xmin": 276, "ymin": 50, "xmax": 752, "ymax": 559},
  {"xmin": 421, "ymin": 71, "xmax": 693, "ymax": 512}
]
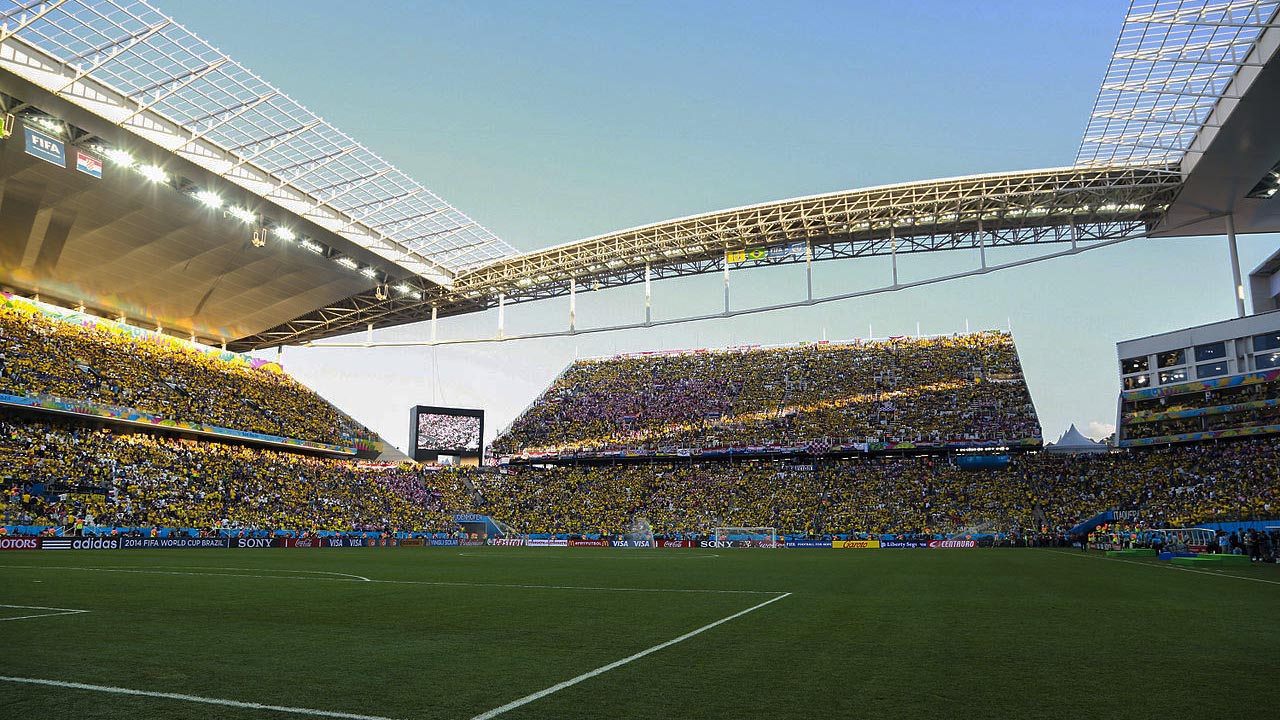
[
  {"xmin": 465, "ymin": 438, "xmax": 1280, "ymax": 541},
  {"xmin": 0, "ymin": 297, "xmax": 373, "ymax": 447},
  {"xmin": 492, "ymin": 332, "xmax": 1040, "ymax": 455},
  {"xmin": 0, "ymin": 417, "xmax": 465, "ymax": 535}
]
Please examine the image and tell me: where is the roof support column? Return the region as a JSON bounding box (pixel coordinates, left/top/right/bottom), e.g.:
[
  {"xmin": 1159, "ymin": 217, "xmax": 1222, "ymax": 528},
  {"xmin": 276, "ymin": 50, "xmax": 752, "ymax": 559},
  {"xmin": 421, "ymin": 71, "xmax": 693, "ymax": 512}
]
[
  {"xmin": 977, "ymin": 215, "xmax": 986, "ymax": 269},
  {"xmin": 1227, "ymin": 214, "xmax": 1246, "ymax": 318},
  {"xmin": 498, "ymin": 293, "xmax": 506, "ymax": 338},
  {"xmin": 430, "ymin": 306, "xmax": 438, "ymax": 343},
  {"xmin": 890, "ymin": 224, "xmax": 899, "ymax": 286},
  {"xmin": 644, "ymin": 262, "xmax": 652, "ymax": 325},
  {"xmin": 569, "ymin": 279, "xmax": 576, "ymax": 332},
  {"xmin": 723, "ymin": 260, "xmax": 730, "ymax": 314},
  {"xmin": 806, "ymin": 241, "xmax": 813, "ymax": 302}
]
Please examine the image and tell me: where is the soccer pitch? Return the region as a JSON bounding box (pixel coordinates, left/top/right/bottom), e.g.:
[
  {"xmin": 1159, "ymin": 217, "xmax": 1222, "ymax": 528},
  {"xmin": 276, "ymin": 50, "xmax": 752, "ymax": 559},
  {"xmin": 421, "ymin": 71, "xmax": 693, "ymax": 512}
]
[{"xmin": 1, "ymin": 548, "xmax": 1276, "ymax": 719}]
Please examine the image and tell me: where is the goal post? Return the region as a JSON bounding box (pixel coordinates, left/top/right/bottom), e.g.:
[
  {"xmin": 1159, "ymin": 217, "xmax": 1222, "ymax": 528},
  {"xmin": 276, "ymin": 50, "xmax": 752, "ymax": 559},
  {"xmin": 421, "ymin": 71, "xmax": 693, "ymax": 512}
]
[{"xmin": 710, "ymin": 526, "xmax": 779, "ymax": 548}]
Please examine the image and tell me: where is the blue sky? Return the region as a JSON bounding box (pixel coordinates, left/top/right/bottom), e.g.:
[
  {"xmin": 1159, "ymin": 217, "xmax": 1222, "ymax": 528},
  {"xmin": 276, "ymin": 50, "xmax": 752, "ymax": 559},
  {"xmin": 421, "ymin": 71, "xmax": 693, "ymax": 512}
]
[{"xmin": 163, "ymin": 0, "xmax": 1279, "ymax": 451}]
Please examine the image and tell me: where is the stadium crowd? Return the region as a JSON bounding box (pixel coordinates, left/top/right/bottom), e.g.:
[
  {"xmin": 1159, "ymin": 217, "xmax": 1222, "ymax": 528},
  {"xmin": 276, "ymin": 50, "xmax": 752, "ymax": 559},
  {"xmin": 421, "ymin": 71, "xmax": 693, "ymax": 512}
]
[
  {"xmin": 492, "ymin": 332, "xmax": 1039, "ymax": 455},
  {"xmin": 8, "ymin": 407, "xmax": 1274, "ymax": 544},
  {"xmin": 0, "ymin": 301, "xmax": 368, "ymax": 445},
  {"xmin": 0, "ymin": 418, "xmax": 466, "ymax": 534}
]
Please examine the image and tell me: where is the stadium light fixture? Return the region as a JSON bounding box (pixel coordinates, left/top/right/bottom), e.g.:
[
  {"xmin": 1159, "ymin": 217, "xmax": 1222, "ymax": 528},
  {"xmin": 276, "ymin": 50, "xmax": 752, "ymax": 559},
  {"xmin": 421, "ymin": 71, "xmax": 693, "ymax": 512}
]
[
  {"xmin": 394, "ymin": 283, "xmax": 421, "ymax": 299},
  {"xmin": 31, "ymin": 115, "xmax": 62, "ymax": 135},
  {"xmin": 360, "ymin": 266, "xmax": 378, "ymax": 278},
  {"xmin": 195, "ymin": 190, "xmax": 222, "ymax": 208},
  {"xmin": 138, "ymin": 164, "xmax": 168, "ymax": 183},
  {"xmin": 301, "ymin": 239, "xmax": 325, "ymax": 254},
  {"xmin": 104, "ymin": 148, "xmax": 135, "ymax": 167},
  {"xmin": 271, "ymin": 226, "xmax": 296, "ymax": 241},
  {"xmin": 335, "ymin": 257, "xmax": 358, "ymax": 270},
  {"xmin": 228, "ymin": 206, "xmax": 256, "ymax": 224}
]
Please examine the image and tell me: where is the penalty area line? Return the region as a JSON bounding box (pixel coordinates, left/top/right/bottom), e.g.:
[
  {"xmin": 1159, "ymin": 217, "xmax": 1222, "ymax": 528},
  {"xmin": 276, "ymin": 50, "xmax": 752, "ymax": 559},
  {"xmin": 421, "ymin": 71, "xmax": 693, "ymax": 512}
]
[
  {"xmin": 469, "ymin": 591, "xmax": 792, "ymax": 720},
  {"xmin": 0, "ymin": 676, "xmax": 401, "ymax": 720}
]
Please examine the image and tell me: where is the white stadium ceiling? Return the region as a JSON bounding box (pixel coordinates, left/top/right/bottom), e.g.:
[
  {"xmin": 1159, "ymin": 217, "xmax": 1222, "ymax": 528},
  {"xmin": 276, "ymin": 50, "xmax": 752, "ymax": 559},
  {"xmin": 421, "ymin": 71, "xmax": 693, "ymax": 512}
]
[
  {"xmin": 0, "ymin": 0, "xmax": 516, "ymax": 285},
  {"xmin": 3, "ymin": 0, "xmax": 1280, "ymax": 349}
]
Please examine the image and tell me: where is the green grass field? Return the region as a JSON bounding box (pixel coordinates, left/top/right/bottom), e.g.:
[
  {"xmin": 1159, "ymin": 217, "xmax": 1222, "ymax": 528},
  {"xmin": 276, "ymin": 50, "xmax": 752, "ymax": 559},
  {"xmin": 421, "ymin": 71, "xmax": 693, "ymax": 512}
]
[{"xmin": 1, "ymin": 547, "xmax": 1277, "ymax": 719}]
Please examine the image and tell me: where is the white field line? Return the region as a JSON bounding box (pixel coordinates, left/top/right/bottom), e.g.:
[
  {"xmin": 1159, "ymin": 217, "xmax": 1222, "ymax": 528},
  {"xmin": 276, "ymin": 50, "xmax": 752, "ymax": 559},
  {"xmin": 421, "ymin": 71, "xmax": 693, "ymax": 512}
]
[
  {"xmin": 0, "ymin": 676, "xmax": 400, "ymax": 720},
  {"xmin": 457, "ymin": 552, "xmax": 722, "ymax": 560},
  {"xmin": 1047, "ymin": 549, "xmax": 1280, "ymax": 586},
  {"xmin": 469, "ymin": 592, "xmax": 792, "ymax": 720},
  {"xmin": 0, "ymin": 604, "xmax": 90, "ymax": 622},
  {"xmin": 0, "ymin": 564, "xmax": 781, "ymax": 595},
  {"xmin": 141, "ymin": 565, "xmax": 372, "ymax": 582}
]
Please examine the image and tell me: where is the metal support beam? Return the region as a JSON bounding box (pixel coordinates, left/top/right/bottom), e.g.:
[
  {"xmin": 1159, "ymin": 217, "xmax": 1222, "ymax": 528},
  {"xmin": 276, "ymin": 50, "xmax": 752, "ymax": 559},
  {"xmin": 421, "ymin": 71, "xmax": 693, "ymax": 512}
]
[
  {"xmin": 430, "ymin": 306, "xmax": 438, "ymax": 343},
  {"xmin": 890, "ymin": 225, "xmax": 899, "ymax": 285},
  {"xmin": 644, "ymin": 262, "xmax": 652, "ymax": 324},
  {"xmin": 497, "ymin": 293, "xmax": 506, "ymax": 338},
  {"xmin": 569, "ymin": 278, "xmax": 577, "ymax": 332},
  {"xmin": 806, "ymin": 241, "xmax": 813, "ymax": 302},
  {"xmin": 723, "ymin": 262, "xmax": 730, "ymax": 313},
  {"xmin": 1227, "ymin": 214, "xmax": 1246, "ymax": 318}
]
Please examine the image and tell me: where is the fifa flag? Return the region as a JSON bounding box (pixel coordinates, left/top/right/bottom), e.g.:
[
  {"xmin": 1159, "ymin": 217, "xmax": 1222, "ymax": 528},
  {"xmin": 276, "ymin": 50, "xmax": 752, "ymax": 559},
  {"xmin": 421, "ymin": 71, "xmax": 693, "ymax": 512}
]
[
  {"xmin": 24, "ymin": 125, "xmax": 66, "ymax": 167},
  {"xmin": 76, "ymin": 151, "xmax": 103, "ymax": 179}
]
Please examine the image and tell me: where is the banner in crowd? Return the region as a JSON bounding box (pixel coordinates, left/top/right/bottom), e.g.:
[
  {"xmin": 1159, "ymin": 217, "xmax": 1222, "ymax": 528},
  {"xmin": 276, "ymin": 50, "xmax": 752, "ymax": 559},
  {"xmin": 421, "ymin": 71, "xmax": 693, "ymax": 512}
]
[
  {"xmin": 880, "ymin": 541, "xmax": 928, "ymax": 548},
  {"xmin": 526, "ymin": 539, "xmax": 569, "ymax": 547},
  {"xmin": 927, "ymin": 540, "xmax": 976, "ymax": 548},
  {"xmin": 487, "ymin": 538, "xmax": 526, "ymax": 547},
  {"xmin": 832, "ymin": 540, "xmax": 880, "ymax": 549},
  {"xmin": 609, "ymin": 540, "xmax": 653, "ymax": 548},
  {"xmin": 459, "ymin": 539, "xmax": 486, "ymax": 546},
  {"xmin": 656, "ymin": 540, "xmax": 695, "ymax": 548},
  {"xmin": 568, "ymin": 539, "xmax": 610, "ymax": 547},
  {"xmin": 120, "ymin": 537, "xmax": 229, "ymax": 550},
  {"xmin": 396, "ymin": 539, "xmax": 425, "ymax": 547},
  {"xmin": 785, "ymin": 540, "xmax": 832, "ymax": 548},
  {"xmin": 430, "ymin": 538, "xmax": 461, "ymax": 546}
]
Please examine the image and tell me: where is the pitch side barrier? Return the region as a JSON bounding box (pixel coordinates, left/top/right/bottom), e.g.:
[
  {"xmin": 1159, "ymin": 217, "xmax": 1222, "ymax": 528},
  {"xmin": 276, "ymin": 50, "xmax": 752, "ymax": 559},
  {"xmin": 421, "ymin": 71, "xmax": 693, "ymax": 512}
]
[{"xmin": 0, "ymin": 536, "xmax": 980, "ymax": 551}]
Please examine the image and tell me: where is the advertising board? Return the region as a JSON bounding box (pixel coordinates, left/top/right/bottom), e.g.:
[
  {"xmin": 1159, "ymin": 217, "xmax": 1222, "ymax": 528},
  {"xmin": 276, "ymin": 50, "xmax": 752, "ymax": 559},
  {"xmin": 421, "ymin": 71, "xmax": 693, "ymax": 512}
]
[{"xmin": 832, "ymin": 540, "xmax": 880, "ymax": 549}]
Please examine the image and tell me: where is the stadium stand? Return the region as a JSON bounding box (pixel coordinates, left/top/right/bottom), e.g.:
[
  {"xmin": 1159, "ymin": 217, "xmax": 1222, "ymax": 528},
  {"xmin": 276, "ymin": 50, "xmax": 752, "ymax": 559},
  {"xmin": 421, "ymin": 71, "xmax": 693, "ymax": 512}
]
[
  {"xmin": 0, "ymin": 294, "xmax": 378, "ymax": 449},
  {"xmin": 492, "ymin": 331, "xmax": 1041, "ymax": 456},
  {"xmin": 0, "ymin": 417, "xmax": 465, "ymax": 535},
  {"xmin": 10, "ymin": 400, "xmax": 1274, "ymax": 544}
]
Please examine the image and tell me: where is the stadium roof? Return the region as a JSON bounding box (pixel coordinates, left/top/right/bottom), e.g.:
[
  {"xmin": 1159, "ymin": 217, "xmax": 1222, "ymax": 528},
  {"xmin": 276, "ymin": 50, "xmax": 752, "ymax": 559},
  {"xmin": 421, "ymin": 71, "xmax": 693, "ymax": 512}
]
[
  {"xmin": 0, "ymin": 0, "xmax": 515, "ymax": 284},
  {"xmin": 3, "ymin": 0, "xmax": 1280, "ymax": 350}
]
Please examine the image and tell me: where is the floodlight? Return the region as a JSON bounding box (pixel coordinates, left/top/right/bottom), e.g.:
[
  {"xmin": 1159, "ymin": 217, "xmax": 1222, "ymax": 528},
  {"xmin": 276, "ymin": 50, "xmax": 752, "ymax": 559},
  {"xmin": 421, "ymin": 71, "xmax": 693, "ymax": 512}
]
[
  {"xmin": 335, "ymin": 257, "xmax": 358, "ymax": 270},
  {"xmin": 195, "ymin": 191, "xmax": 222, "ymax": 208},
  {"xmin": 301, "ymin": 239, "xmax": 325, "ymax": 254},
  {"xmin": 228, "ymin": 207, "xmax": 256, "ymax": 224},
  {"xmin": 360, "ymin": 266, "xmax": 378, "ymax": 278},
  {"xmin": 271, "ymin": 226, "xmax": 296, "ymax": 241},
  {"xmin": 138, "ymin": 164, "xmax": 168, "ymax": 183},
  {"xmin": 104, "ymin": 148, "xmax": 135, "ymax": 167}
]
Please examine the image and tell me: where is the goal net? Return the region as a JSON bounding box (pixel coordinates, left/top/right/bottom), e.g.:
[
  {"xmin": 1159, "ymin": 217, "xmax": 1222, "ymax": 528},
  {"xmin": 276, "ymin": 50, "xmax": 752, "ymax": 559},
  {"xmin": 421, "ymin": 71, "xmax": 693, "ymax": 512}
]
[{"xmin": 711, "ymin": 526, "xmax": 779, "ymax": 548}]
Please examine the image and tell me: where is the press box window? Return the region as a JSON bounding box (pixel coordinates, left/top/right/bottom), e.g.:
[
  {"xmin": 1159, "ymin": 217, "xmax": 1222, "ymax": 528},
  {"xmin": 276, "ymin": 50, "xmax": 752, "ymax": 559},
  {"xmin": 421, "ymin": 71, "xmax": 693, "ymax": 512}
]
[
  {"xmin": 1121, "ymin": 356, "xmax": 1149, "ymax": 374},
  {"xmin": 1157, "ymin": 350, "xmax": 1185, "ymax": 368},
  {"xmin": 1255, "ymin": 333, "xmax": 1280, "ymax": 353},
  {"xmin": 1159, "ymin": 369, "xmax": 1188, "ymax": 385},
  {"xmin": 1194, "ymin": 342, "xmax": 1226, "ymax": 362},
  {"xmin": 1196, "ymin": 361, "xmax": 1228, "ymax": 379},
  {"xmin": 1257, "ymin": 352, "xmax": 1280, "ymax": 370},
  {"xmin": 1123, "ymin": 374, "xmax": 1151, "ymax": 390}
]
